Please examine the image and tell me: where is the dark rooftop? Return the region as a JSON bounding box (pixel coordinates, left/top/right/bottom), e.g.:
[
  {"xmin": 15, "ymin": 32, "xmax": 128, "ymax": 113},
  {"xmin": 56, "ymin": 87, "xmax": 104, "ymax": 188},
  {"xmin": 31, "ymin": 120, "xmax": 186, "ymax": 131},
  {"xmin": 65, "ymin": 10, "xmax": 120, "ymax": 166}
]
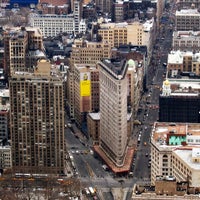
[{"xmin": 100, "ymin": 59, "xmax": 128, "ymax": 80}]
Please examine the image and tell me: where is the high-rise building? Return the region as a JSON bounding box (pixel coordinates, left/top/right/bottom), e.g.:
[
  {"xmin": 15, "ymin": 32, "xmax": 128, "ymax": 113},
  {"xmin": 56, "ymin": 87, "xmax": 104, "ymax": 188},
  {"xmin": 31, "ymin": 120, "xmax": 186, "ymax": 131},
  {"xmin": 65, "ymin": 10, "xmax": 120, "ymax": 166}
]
[
  {"xmin": 159, "ymin": 79, "xmax": 200, "ymax": 123},
  {"xmin": 73, "ymin": 0, "xmax": 82, "ymax": 34},
  {"xmin": 113, "ymin": 1, "xmax": 128, "ymax": 23},
  {"xmin": 95, "ymin": 0, "xmax": 113, "ymax": 14},
  {"xmin": 98, "ymin": 19, "xmax": 156, "ymax": 64},
  {"xmin": 10, "ymin": 59, "xmax": 65, "ymax": 174},
  {"xmin": 95, "ymin": 59, "xmax": 132, "ymax": 169},
  {"xmin": 151, "ymin": 122, "xmax": 200, "ymax": 187},
  {"xmin": 4, "ymin": 27, "xmax": 45, "ymax": 76},
  {"xmin": 73, "ymin": 64, "xmax": 99, "ymax": 127},
  {"xmin": 175, "ymin": 8, "xmax": 200, "ymax": 31},
  {"xmin": 0, "ymin": 89, "xmax": 9, "ymax": 141},
  {"xmin": 67, "ymin": 39, "xmax": 111, "ymax": 120}
]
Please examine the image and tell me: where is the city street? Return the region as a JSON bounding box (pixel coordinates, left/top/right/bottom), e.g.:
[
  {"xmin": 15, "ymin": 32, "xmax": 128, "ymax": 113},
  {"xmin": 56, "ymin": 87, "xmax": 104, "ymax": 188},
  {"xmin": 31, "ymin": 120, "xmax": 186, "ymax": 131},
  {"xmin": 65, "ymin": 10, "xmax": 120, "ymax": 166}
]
[{"xmin": 64, "ymin": 4, "xmax": 174, "ymax": 200}]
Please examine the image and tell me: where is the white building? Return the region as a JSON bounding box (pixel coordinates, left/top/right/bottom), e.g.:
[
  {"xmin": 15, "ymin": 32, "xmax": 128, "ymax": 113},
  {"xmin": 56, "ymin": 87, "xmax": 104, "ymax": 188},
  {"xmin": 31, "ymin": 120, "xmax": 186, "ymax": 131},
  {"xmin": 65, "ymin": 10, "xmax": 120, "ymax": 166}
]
[{"xmin": 29, "ymin": 14, "xmax": 75, "ymax": 37}]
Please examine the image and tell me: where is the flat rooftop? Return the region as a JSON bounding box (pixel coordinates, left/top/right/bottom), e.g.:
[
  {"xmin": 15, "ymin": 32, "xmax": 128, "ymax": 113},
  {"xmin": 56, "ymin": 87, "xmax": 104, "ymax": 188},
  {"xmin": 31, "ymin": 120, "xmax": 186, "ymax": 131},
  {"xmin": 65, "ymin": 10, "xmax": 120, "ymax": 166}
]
[
  {"xmin": 100, "ymin": 59, "xmax": 128, "ymax": 80},
  {"xmin": 173, "ymin": 149, "xmax": 200, "ymax": 170},
  {"xmin": 167, "ymin": 78, "xmax": 200, "ymax": 93},
  {"xmin": 176, "ymin": 9, "xmax": 200, "ymax": 16},
  {"xmin": 152, "ymin": 122, "xmax": 200, "ymax": 147}
]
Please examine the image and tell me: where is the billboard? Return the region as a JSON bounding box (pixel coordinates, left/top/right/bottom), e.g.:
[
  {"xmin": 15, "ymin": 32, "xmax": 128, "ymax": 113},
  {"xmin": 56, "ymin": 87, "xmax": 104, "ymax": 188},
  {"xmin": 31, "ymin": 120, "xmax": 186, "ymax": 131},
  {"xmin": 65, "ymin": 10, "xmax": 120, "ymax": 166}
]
[{"xmin": 80, "ymin": 72, "xmax": 91, "ymax": 97}]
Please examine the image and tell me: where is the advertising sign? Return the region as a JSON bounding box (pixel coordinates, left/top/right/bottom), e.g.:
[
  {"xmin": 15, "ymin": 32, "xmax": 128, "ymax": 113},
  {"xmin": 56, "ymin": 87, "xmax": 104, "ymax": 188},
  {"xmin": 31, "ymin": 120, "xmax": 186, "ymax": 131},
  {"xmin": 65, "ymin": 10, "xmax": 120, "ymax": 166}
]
[{"xmin": 80, "ymin": 72, "xmax": 91, "ymax": 97}]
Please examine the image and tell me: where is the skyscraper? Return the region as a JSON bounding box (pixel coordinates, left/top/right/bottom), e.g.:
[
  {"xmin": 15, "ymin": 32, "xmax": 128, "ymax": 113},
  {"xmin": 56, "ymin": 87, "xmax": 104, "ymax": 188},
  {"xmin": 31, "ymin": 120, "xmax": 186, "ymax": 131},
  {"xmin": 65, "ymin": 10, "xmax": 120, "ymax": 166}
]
[
  {"xmin": 95, "ymin": 0, "xmax": 113, "ymax": 14},
  {"xmin": 4, "ymin": 27, "xmax": 45, "ymax": 76},
  {"xmin": 98, "ymin": 59, "xmax": 128, "ymax": 167},
  {"xmin": 10, "ymin": 59, "xmax": 65, "ymax": 174}
]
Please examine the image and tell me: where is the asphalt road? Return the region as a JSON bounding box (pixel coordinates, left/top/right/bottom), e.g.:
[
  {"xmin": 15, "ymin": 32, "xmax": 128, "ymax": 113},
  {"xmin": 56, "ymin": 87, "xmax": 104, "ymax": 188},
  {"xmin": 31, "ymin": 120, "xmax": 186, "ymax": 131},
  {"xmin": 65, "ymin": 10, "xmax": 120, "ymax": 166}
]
[{"xmin": 64, "ymin": 3, "xmax": 175, "ymax": 200}]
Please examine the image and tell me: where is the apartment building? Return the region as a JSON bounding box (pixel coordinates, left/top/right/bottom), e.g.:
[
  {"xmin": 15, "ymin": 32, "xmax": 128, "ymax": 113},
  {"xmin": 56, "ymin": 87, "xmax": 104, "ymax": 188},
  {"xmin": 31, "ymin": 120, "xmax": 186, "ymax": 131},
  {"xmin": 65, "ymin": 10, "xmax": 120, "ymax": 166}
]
[
  {"xmin": 159, "ymin": 79, "xmax": 200, "ymax": 123},
  {"xmin": 167, "ymin": 50, "xmax": 200, "ymax": 76},
  {"xmin": 67, "ymin": 39, "xmax": 111, "ymax": 120},
  {"xmin": 173, "ymin": 31, "xmax": 200, "ymax": 51},
  {"xmin": 175, "ymin": 8, "xmax": 200, "ymax": 31},
  {"xmin": 9, "ymin": 59, "xmax": 65, "ymax": 174},
  {"xmin": 98, "ymin": 19, "xmax": 155, "ymax": 63},
  {"xmin": 70, "ymin": 39, "xmax": 111, "ymax": 65},
  {"xmin": 151, "ymin": 122, "xmax": 200, "ymax": 187},
  {"xmin": 4, "ymin": 27, "xmax": 45, "ymax": 76}
]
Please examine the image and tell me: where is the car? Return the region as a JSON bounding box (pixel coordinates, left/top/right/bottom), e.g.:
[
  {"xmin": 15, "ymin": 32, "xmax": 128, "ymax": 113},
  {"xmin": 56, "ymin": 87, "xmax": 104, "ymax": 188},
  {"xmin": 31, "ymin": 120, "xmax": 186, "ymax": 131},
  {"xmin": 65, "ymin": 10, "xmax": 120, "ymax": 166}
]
[
  {"xmin": 67, "ymin": 123, "xmax": 72, "ymax": 128},
  {"xmin": 75, "ymin": 150, "xmax": 79, "ymax": 155},
  {"xmin": 145, "ymin": 153, "xmax": 148, "ymax": 157},
  {"xmin": 144, "ymin": 142, "xmax": 147, "ymax": 146}
]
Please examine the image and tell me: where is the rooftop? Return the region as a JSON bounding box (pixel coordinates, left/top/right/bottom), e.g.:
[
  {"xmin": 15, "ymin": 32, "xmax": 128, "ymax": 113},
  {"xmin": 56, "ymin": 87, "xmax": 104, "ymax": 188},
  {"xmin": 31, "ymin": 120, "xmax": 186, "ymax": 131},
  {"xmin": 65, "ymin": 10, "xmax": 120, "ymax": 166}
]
[
  {"xmin": 152, "ymin": 122, "xmax": 200, "ymax": 147},
  {"xmin": 162, "ymin": 78, "xmax": 200, "ymax": 95},
  {"xmin": 99, "ymin": 59, "xmax": 128, "ymax": 80},
  {"xmin": 174, "ymin": 31, "xmax": 200, "ymax": 38},
  {"xmin": 168, "ymin": 50, "xmax": 200, "ymax": 68},
  {"xmin": 173, "ymin": 149, "xmax": 200, "ymax": 170},
  {"xmin": 176, "ymin": 9, "xmax": 200, "ymax": 16}
]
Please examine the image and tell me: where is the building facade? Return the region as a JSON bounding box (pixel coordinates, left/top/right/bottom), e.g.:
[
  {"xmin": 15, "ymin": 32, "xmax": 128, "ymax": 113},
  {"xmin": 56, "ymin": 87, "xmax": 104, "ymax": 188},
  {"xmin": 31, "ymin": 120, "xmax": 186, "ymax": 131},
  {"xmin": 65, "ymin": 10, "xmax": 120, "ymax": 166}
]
[
  {"xmin": 151, "ymin": 122, "xmax": 200, "ymax": 187},
  {"xmin": 4, "ymin": 27, "xmax": 45, "ymax": 76},
  {"xmin": 9, "ymin": 59, "xmax": 65, "ymax": 174},
  {"xmin": 29, "ymin": 14, "xmax": 75, "ymax": 37},
  {"xmin": 159, "ymin": 79, "xmax": 200, "ymax": 123},
  {"xmin": 0, "ymin": 89, "xmax": 9, "ymax": 141},
  {"xmin": 95, "ymin": 0, "xmax": 113, "ymax": 14},
  {"xmin": 98, "ymin": 19, "xmax": 155, "ymax": 64},
  {"xmin": 167, "ymin": 50, "xmax": 200, "ymax": 77},
  {"xmin": 73, "ymin": 64, "xmax": 99, "ymax": 127},
  {"xmin": 175, "ymin": 9, "xmax": 200, "ymax": 31},
  {"xmin": 67, "ymin": 39, "xmax": 111, "ymax": 120},
  {"xmin": 0, "ymin": 146, "xmax": 12, "ymax": 170},
  {"xmin": 172, "ymin": 31, "xmax": 200, "ymax": 51},
  {"xmin": 98, "ymin": 59, "xmax": 128, "ymax": 167}
]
